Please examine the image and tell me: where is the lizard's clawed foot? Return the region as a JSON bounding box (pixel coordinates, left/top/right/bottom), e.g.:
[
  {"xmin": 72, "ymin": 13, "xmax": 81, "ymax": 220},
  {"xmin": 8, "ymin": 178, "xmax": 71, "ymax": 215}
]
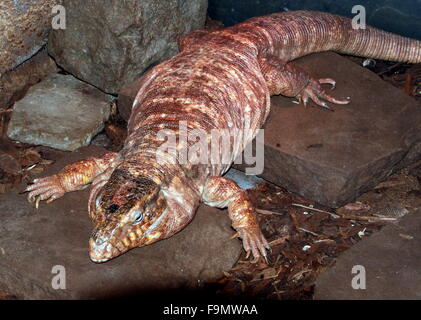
[
  {"xmin": 25, "ymin": 176, "xmax": 65, "ymax": 207},
  {"xmin": 298, "ymin": 77, "xmax": 350, "ymax": 110},
  {"xmin": 237, "ymin": 226, "xmax": 271, "ymax": 262}
]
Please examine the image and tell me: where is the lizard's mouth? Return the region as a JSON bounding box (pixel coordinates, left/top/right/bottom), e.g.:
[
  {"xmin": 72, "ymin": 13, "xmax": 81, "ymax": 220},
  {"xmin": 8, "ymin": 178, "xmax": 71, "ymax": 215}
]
[
  {"xmin": 88, "ymin": 225, "xmax": 136, "ymax": 263},
  {"xmin": 88, "ymin": 231, "xmax": 165, "ymax": 263},
  {"xmin": 89, "ymin": 237, "xmax": 129, "ymax": 263}
]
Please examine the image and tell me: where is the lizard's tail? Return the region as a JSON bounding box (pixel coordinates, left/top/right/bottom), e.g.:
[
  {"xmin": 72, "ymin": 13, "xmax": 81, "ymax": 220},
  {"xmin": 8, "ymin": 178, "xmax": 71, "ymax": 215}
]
[
  {"xmin": 246, "ymin": 10, "xmax": 421, "ymax": 63},
  {"xmin": 334, "ymin": 15, "xmax": 421, "ymax": 63}
]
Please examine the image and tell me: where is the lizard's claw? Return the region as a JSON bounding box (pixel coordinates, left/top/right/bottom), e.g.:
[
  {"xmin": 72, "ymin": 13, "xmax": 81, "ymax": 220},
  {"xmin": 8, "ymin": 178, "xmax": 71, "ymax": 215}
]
[
  {"xmin": 237, "ymin": 227, "xmax": 270, "ymax": 262},
  {"xmin": 298, "ymin": 77, "xmax": 350, "ymax": 110},
  {"xmin": 25, "ymin": 176, "xmax": 65, "ymax": 207}
]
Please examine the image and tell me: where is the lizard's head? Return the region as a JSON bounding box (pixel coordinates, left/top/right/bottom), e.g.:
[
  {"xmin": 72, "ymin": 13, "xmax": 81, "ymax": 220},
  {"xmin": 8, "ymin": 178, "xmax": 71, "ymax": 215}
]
[{"xmin": 88, "ymin": 168, "xmax": 168, "ymax": 263}]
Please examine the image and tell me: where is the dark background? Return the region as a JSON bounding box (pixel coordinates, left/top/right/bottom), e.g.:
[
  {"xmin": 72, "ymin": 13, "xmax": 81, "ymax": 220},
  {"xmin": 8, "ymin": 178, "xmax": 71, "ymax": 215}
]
[{"xmin": 208, "ymin": 0, "xmax": 421, "ymax": 40}]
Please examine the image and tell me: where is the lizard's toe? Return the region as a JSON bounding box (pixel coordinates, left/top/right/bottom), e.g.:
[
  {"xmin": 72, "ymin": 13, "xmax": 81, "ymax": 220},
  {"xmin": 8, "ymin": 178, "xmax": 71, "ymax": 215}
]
[
  {"xmin": 298, "ymin": 77, "xmax": 350, "ymax": 110},
  {"xmin": 26, "ymin": 176, "xmax": 65, "ymax": 205},
  {"xmin": 318, "ymin": 78, "xmax": 336, "ymax": 89},
  {"xmin": 238, "ymin": 227, "xmax": 270, "ymax": 261}
]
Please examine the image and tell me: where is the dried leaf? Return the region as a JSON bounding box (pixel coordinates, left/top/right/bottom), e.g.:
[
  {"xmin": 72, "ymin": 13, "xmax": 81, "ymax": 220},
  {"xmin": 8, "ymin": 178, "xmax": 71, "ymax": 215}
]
[
  {"xmin": 19, "ymin": 148, "xmax": 42, "ymax": 167},
  {"xmin": 0, "ymin": 152, "xmax": 20, "ymax": 175},
  {"xmin": 343, "ymin": 201, "xmax": 371, "ymax": 211},
  {"xmin": 374, "ymin": 180, "xmax": 405, "ymax": 189},
  {"xmin": 399, "ymin": 233, "xmax": 414, "ymax": 240},
  {"xmin": 0, "ymin": 183, "xmax": 13, "ymax": 194},
  {"xmin": 269, "ymin": 236, "xmax": 289, "ymax": 247}
]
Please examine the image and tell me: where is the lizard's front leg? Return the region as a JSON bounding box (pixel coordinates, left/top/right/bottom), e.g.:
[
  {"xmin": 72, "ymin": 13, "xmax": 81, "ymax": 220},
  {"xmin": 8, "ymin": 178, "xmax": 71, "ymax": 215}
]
[
  {"xmin": 202, "ymin": 176, "xmax": 270, "ymax": 260},
  {"xmin": 258, "ymin": 54, "xmax": 350, "ymax": 110},
  {"xmin": 26, "ymin": 152, "xmax": 120, "ymax": 205}
]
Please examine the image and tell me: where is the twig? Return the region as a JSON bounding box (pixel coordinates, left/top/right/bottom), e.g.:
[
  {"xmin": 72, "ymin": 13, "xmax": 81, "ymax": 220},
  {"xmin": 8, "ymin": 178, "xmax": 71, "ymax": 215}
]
[
  {"xmin": 298, "ymin": 227, "xmax": 320, "ymax": 237},
  {"xmin": 377, "ymin": 62, "xmax": 402, "ymax": 76},
  {"xmin": 268, "ymin": 236, "xmax": 289, "ymax": 246},
  {"xmin": 291, "ymin": 203, "xmax": 340, "ymax": 219},
  {"xmin": 336, "ymin": 215, "xmax": 397, "ymax": 222},
  {"xmin": 314, "ymin": 239, "xmax": 336, "ymax": 244},
  {"xmin": 256, "ymin": 208, "xmax": 284, "ymax": 216}
]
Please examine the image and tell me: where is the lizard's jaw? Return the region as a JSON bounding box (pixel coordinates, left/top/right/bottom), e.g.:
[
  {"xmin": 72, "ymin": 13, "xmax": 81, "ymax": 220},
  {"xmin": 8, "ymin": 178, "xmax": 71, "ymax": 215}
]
[
  {"xmin": 88, "ymin": 232, "xmax": 165, "ymax": 263},
  {"xmin": 89, "ymin": 237, "xmax": 128, "ymax": 263},
  {"xmin": 88, "ymin": 217, "xmax": 169, "ymax": 263}
]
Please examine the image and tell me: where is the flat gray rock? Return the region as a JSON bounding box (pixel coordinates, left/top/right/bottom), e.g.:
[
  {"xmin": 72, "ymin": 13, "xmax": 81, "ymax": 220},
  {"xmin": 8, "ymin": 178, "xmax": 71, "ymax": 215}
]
[
  {"xmin": 314, "ymin": 210, "xmax": 421, "ymax": 299},
  {"xmin": 257, "ymin": 52, "xmax": 421, "ymax": 207},
  {"xmin": 48, "ymin": 0, "xmax": 208, "ymax": 93},
  {"xmin": 7, "ymin": 74, "xmax": 112, "ymax": 151},
  {"xmin": 0, "ymin": 147, "xmax": 242, "ymax": 299}
]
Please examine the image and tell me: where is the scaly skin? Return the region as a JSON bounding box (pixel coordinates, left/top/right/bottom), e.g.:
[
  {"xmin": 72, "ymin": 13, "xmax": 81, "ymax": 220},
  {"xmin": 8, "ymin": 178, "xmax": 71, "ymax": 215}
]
[{"xmin": 26, "ymin": 11, "xmax": 421, "ymax": 263}]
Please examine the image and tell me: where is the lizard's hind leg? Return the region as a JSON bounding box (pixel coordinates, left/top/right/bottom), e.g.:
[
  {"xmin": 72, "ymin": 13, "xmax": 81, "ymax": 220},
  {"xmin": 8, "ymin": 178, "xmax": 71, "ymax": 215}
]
[
  {"xmin": 26, "ymin": 152, "xmax": 120, "ymax": 205},
  {"xmin": 258, "ymin": 54, "xmax": 350, "ymax": 110}
]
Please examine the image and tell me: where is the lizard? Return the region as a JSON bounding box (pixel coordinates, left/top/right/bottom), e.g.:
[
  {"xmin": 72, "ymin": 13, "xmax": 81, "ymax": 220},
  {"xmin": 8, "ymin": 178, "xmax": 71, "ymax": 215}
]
[{"xmin": 25, "ymin": 10, "xmax": 421, "ymax": 263}]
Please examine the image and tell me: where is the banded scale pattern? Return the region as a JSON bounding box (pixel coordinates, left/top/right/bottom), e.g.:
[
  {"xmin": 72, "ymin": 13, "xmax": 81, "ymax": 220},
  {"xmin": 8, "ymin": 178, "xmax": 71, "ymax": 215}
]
[{"xmin": 26, "ymin": 10, "xmax": 421, "ymax": 262}]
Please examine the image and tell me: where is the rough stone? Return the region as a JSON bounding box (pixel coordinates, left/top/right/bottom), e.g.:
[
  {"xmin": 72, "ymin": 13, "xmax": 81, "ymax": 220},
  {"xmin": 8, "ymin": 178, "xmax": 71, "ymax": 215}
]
[
  {"xmin": 7, "ymin": 74, "xmax": 113, "ymax": 151},
  {"xmin": 314, "ymin": 210, "xmax": 421, "ymax": 299},
  {"xmin": 0, "ymin": 0, "xmax": 59, "ymax": 75},
  {"xmin": 118, "ymin": 77, "xmax": 143, "ymax": 120},
  {"xmin": 0, "ymin": 49, "xmax": 59, "ymax": 109},
  {"xmin": 0, "ymin": 146, "xmax": 242, "ymax": 299},
  {"xmin": 48, "ymin": 0, "xmax": 208, "ymax": 94},
  {"xmin": 118, "ymin": 52, "xmax": 421, "ymax": 208}
]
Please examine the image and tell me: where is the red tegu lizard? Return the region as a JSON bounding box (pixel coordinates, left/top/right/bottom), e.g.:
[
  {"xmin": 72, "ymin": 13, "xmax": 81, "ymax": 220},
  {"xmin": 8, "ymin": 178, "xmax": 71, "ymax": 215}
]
[{"xmin": 26, "ymin": 11, "xmax": 421, "ymax": 263}]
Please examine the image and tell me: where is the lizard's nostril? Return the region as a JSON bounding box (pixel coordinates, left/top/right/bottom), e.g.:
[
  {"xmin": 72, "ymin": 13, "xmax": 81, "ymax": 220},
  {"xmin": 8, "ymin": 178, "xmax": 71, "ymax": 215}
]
[{"xmin": 90, "ymin": 231, "xmax": 107, "ymax": 247}]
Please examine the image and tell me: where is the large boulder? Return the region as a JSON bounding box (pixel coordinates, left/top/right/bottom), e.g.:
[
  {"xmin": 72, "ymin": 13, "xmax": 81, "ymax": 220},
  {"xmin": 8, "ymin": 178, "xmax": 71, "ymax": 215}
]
[
  {"xmin": 48, "ymin": 0, "xmax": 208, "ymax": 94},
  {"xmin": 0, "ymin": 0, "xmax": 59, "ymax": 75}
]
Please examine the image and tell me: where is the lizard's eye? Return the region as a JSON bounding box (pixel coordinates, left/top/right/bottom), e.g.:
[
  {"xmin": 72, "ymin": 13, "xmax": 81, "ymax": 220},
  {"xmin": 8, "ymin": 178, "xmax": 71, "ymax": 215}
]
[
  {"xmin": 133, "ymin": 211, "xmax": 144, "ymax": 225},
  {"xmin": 95, "ymin": 192, "xmax": 103, "ymax": 209}
]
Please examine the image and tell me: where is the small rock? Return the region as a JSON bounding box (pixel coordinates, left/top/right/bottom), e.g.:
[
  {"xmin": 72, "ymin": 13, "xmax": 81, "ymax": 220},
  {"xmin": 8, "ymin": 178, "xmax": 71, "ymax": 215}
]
[
  {"xmin": 223, "ymin": 168, "xmax": 265, "ymax": 190},
  {"xmin": 90, "ymin": 133, "xmax": 110, "ymax": 148},
  {"xmin": 7, "ymin": 74, "xmax": 113, "ymax": 151}
]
